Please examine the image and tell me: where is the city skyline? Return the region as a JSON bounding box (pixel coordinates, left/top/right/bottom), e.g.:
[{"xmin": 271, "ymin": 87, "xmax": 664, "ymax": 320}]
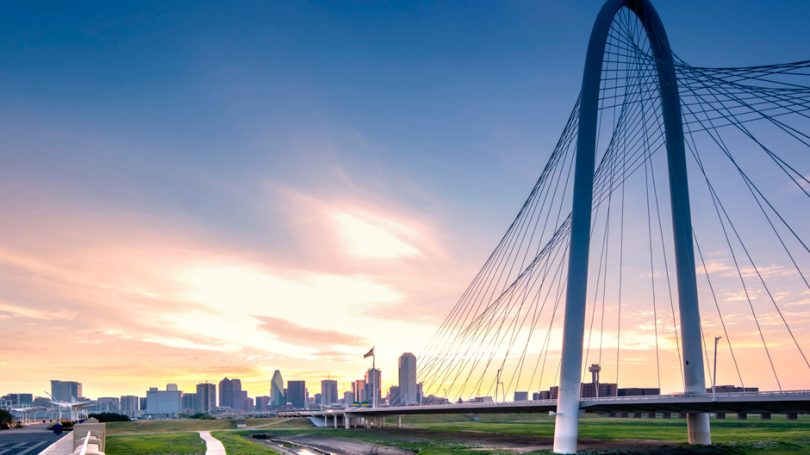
[{"xmin": 2, "ymin": 0, "xmax": 810, "ymax": 398}]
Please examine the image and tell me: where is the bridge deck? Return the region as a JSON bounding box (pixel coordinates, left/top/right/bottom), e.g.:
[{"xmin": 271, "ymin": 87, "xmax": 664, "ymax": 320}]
[{"xmin": 282, "ymin": 391, "xmax": 810, "ymax": 417}]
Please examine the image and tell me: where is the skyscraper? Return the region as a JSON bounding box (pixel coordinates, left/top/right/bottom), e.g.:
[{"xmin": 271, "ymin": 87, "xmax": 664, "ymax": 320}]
[
  {"xmin": 195, "ymin": 383, "xmax": 216, "ymax": 413},
  {"xmin": 255, "ymin": 396, "xmax": 270, "ymax": 411},
  {"xmin": 287, "ymin": 380, "xmax": 306, "ymax": 409},
  {"xmin": 50, "ymin": 380, "xmax": 82, "ymax": 402},
  {"xmin": 364, "ymin": 368, "xmax": 381, "ymax": 407},
  {"xmin": 398, "ymin": 352, "xmax": 418, "ymax": 405},
  {"xmin": 270, "ymin": 370, "xmax": 285, "ymax": 408},
  {"xmin": 320, "ymin": 380, "xmax": 338, "ymax": 406},
  {"xmin": 352, "ymin": 379, "xmax": 365, "ymax": 403},
  {"xmin": 219, "ymin": 377, "xmax": 233, "ymax": 409}
]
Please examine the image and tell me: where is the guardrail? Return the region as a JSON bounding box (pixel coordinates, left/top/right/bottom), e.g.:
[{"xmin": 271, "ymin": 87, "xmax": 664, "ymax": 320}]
[
  {"xmin": 277, "ymin": 390, "xmax": 810, "ymax": 417},
  {"xmin": 72, "ymin": 419, "xmax": 106, "ymax": 455}
]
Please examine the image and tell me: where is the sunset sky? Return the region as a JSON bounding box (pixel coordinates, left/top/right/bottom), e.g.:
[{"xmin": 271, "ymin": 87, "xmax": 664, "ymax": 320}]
[{"xmin": 2, "ymin": 0, "xmax": 809, "ymax": 400}]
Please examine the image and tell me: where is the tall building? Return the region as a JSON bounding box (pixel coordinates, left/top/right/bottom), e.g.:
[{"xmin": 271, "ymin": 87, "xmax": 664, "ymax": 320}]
[
  {"xmin": 398, "ymin": 353, "xmax": 418, "ymax": 405},
  {"xmin": 145, "ymin": 386, "xmax": 181, "ymax": 416},
  {"xmin": 387, "ymin": 386, "xmax": 400, "ymax": 405},
  {"xmin": 320, "ymin": 380, "xmax": 338, "ymax": 406},
  {"xmin": 182, "ymin": 393, "xmax": 197, "ymax": 413},
  {"xmin": 195, "ymin": 383, "xmax": 216, "ymax": 413},
  {"xmin": 364, "ymin": 368, "xmax": 381, "ymax": 406},
  {"xmin": 120, "ymin": 395, "xmax": 139, "ymax": 416},
  {"xmin": 352, "ymin": 380, "xmax": 365, "ymax": 403},
  {"xmin": 270, "ymin": 370, "xmax": 285, "ymax": 408},
  {"xmin": 219, "ymin": 377, "xmax": 234, "ymax": 409},
  {"xmin": 50, "ymin": 380, "xmax": 82, "ymax": 402},
  {"xmin": 344, "ymin": 391, "xmax": 355, "ymax": 405},
  {"xmin": 255, "ymin": 396, "xmax": 270, "ymax": 411},
  {"xmin": 287, "ymin": 380, "xmax": 307, "ymax": 409}
]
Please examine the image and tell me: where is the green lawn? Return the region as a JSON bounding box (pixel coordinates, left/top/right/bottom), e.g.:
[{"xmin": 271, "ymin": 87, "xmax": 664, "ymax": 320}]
[
  {"xmin": 106, "ymin": 418, "xmax": 289, "ymax": 435},
  {"xmin": 211, "ymin": 431, "xmax": 281, "ymax": 454},
  {"xmin": 104, "ymin": 415, "xmax": 810, "ymax": 454},
  {"xmin": 106, "ymin": 433, "xmax": 206, "ymax": 455}
]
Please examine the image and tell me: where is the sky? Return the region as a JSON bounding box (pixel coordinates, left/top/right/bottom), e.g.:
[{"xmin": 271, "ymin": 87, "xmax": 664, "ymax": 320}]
[{"xmin": 1, "ymin": 0, "xmax": 809, "ymax": 400}]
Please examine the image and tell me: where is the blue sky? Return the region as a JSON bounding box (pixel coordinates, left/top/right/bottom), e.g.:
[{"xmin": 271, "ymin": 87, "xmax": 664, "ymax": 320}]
[{"xmin": 1, "ymin": 0, "xmax": 808, "ymax": 396}]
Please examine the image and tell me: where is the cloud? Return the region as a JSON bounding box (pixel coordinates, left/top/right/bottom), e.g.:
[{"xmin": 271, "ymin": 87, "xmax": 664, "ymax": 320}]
[{"xmin": 256, "ymin": 316, "xmax": 367, "ymax": 347}]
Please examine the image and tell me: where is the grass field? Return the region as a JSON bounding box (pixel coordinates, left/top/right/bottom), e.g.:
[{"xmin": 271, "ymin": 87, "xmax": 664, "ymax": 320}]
[
  {"xmin": 211, "ymin": 431, "xmax": 281, "ymax": 454},
  {"xmin": 104, "ymin": 414, "xmax": 810, "ymax": 454},
  {"xmin": 106, "ymin": 433, "xmax": 207, "ymax": 455}
]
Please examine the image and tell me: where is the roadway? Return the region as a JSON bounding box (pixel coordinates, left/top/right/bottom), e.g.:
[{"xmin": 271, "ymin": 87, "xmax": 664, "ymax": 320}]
[
  {"xmin": 0, "ymin": 424, "xmax": 64, "ymax": 455},
  {"xmin": 283, "ymin": 390, "xmax": 810, "ymax": 418}
]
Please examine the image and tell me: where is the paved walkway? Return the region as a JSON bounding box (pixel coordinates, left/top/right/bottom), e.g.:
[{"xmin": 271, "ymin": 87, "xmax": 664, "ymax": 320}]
[{"xmin": 198, "ymin": 431, "xmax": 226, "ymax": 455}]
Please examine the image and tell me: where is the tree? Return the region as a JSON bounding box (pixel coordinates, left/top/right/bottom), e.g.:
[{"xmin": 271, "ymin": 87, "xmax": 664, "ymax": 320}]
[{"xmin": 0, "ymin": 409, "xmax": 13, "ymax": 428}]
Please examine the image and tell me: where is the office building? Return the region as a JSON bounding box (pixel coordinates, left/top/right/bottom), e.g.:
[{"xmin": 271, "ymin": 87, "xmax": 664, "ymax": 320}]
[
  {"xmin": 270, "ymin": 370, "xmax": 285, "ymax": 408},
  {"xmin": 97, "ymin": 397, "xmax": 120, "ymax": 412},
  {"xmin": 321, "ymin": 380, "xmax": 338, "ymax": 406},
  {"xmin": 287, "ymin": 381, "xmax": 307, "ymax": 409},
  {"xmin": 139, "ymin": 397, "xmax": 147, "ymax": 411},
  {"xmin": 195, "ymin": 383, "xmax": 216, "ymax": 413},
  {"xmin": 182, "ymin": 393, "xmax": 197, "ymax": 413},
  {"xmin": 219, "ymin": 377, "xmax": 244, "ymax": 410},
  {"xmin": 146, "ymin": 386, "xmax": 181, "ymax": 415},
  {"xmin": 352, "ymin": 380, "xmax": 365, "ymax": 404},
  {"xmin": 364, "ymin": 368, "xmax": 381, "ymax": 406},
  {"xmin": 514, "ymin": 391, "xmax": 529, "ymax": 401},
  {"xmin": 344, "ymin": 391, "xmax": 355, "ymax": 405},
  {"xmin": 50, "ymin": 380, "xmax": 82, "ymax": 402},
  {"xmin": 2, "ymin": 394, "xmax": 33, "ymax": 407},
  {"xmin": 255, "ymin": 396, "xmax": 270, "ymax": 411},
  {"xmin": 398, "ymin": 353, "xmax": 418, "ymax": 405},
  {"xmin": 388, "ymin": 386, "xmax": 400, "ymax": 405},
  {"xmin": 120, "ymin": 395, "xmax": 139, "ymax": 416},
  {"xmin": 581, "ymin": 382, "xmax": 617, "ymax": 398}
]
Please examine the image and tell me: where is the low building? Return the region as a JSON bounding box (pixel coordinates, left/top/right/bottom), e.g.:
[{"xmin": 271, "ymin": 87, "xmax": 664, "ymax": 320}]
[
  {"xmin": 96, "ymin": 397, "xmax": 120, "ymax": 413},
  {"xmin": 617, "ymin": 387, "xmax": 660, "ymax": 397},
  {"xmin": 120, "ymin": 395, "xmax": 139, "ymax": 416},
  {"xmin": 707, "ymin": 385, "xmax": 758, "ymax": 393}
]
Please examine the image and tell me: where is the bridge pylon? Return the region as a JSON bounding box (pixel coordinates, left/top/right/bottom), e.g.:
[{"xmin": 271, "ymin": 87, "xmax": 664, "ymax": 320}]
[{"xmin": 554, "ymin": 0, "xmax": 710, "ymax": 452}]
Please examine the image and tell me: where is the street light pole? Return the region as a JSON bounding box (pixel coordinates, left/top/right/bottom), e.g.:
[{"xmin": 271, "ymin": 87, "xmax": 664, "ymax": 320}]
[
  {"xmin": 496, "ymin": 369, "xmax": 502, "ymax": 404},
  {"xmin": 712, "ymin": 336, "xmax": 722, "ymax": 399}
]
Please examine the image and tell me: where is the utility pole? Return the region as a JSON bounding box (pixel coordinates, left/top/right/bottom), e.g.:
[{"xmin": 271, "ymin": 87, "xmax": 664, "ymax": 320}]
[
  {"xmin": 712, "ymin": 336, "xmax": 722, "ymax": 399},
  {"xmin": 496, "ymin": 369, "xmax": 502, "ymax": 403}
]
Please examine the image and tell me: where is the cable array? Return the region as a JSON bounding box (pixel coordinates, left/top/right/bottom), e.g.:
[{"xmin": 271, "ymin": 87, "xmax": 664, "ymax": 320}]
[{"xmin": 418, "ymin": 7, "xmax": 810, "ymax": 402}]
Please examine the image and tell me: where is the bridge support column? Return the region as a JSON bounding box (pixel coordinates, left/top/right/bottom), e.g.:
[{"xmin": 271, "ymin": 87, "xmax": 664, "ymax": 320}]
[
  {"xmin": 737, "ymin": 412, "xmax": 747, "ymax": 420},
  {"xmin": 787, "ymin": 413, "xmax": 798, "ymax": 421},
  {"xmin": 344, "ymin": 415, "xmax": 351, "ymax": 429},
  {"xmin": 715, "ymin": 412, "xmax": 725, "ymax": 419},
  {"xmin": 397, "ymin": 415, "xmax": 402, "ymax": 428},
  {"xmin": 761, "ymin": 413, "xmax": 771, "ymax": 420}
]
